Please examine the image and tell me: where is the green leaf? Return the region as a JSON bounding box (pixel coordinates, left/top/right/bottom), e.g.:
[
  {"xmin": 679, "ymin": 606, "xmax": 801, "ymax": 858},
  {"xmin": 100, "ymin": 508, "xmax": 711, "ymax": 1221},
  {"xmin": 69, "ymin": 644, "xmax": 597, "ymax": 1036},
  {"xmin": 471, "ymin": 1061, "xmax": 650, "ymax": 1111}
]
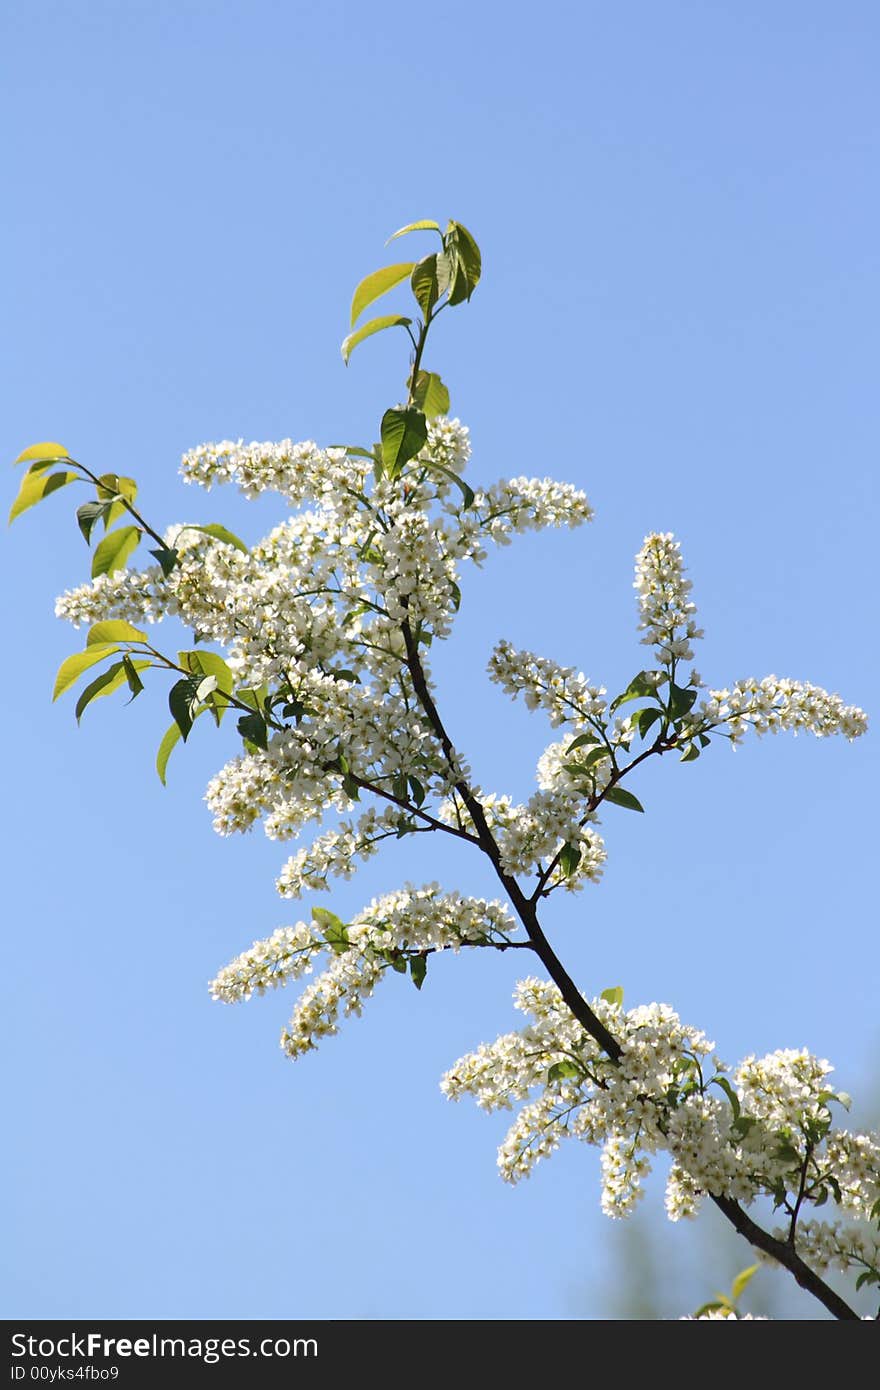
[
  {"xmin": 156, "ymin": 720, "xmax": 183, "ymax": 785},
  {"xmin": 386, "ymin": 219, "xmax": 441, "ymax": 244},
  {"xmin": 101, "ymin": 475, "xmax": 138, "ymax": 528},
  {"xmin": 728, "ymin": 1267, "xmax": 756, "ymax": 1306},
  {"xmin": 91, "ymin": 524, "xmax": 140, "ymax": 577},
  {"xmin": 600, "ymin": 986, "xmax": 624, "ymax": 1008},
  {"xmin": 610, "ymin": 670, "xmax": 659, "ymax": 714},
  {"xmin": 668, "ymin": 682, "xmax": 698, "ymax": 721},
  {"xmin": 341, "ymin": 314, "xmax": 412, "ymax": 365},
  {"xmin": 179, "ymin": 649, "xmax": 234, "ymax": 705},
  {"xmin": 679, "ymin": 742, "xmax": 700, "ymax": 762},
  {"xmin": 76, "ymin": 500, "xmax": 110, "ymax": 543},
  {"xmin": 408, "ymin": 776, "xmax": 426, "ymax": 807},
  {"xmin": 8, "ymin": 468, "xmax": 78, "ymax": 524},
  {"xmin": 710, "ymin": 1075, "xmax": 741, "ymax": 1119},
  {"xmin": 410, "ymin": 370, "xmax": 450, "ymax": 420},
  {"xmin": 444, "ymin": 221, "xmax": 482, "ymax": 305},
  {"xmin": 122, "ymin": 653, "xmax": 145, "ymax": 700},
  {"xmin": 75, "ymin": 659, "xmax": 149, "ymax": 722},
  {"xmin": 15, "ymin": 441, "xmax": 70, "ymax": 466},
  {"xmin": 731, "ymin": 1265, "xmax": 759, "ymax": 1303},
  {"xmin": 856, "ymin": 1270, "xmax": 880, "ymax": 1291},
  {"xmin": 53, "ymin": 646, "xmax": 121, "ymax": 701},
  {"xmin": 634, "ymin": 706, "xmax": 663, "ymax": 740},
  {"xmin": 410, "ymin": 254, "xmax": 442, "ymax": 319},
  {"xmin": 558, "ymin": 841, "xmax": 582, "ymax": 877},
  {"xmin": 566, "ymin": 731, "xmax": 599, "ymax": 754},
  {"xmin": 424, "ymin": 461, "xmax": 475, "ymax": 509},
  {"xmin": 410, "ymin": 954, "xmax": 427, "ymax": 990},
  {"xmin": 547, "ymin": 1059, "xmax": 581, "ymax": 1083},
  {"xmin": 95, "ymin": 472, "xmax": 137, "ymax": 502},
  {"xmin": 380, "ymin": 407, "xmax": 428, "ymax": 478},
  {"xmin": 236, "ymin": 684, "xmax": 269, "ymax": 713},
  {"xmin": 602, "ymin": 785, "xmax": 645, "ymax": 813},
  {"xmin": 87, "ymin": 620, "xmax": 148, "ymax": 647},
  {"xmin": 185, "ymin": 523, "xmax": 249, "ymax": 554},
  {"xmin": 350, "ymin": 262, "xmax": 415, "ymax": 326},
  {"xmin": 342, "ymin": 771, "xmax": 361, "ymax": 801},
  {"xmin": 169, "ymin": 675, "xmax": 203, "ymax": 741},
  {"xmin": 236, "ymin": 709, "xmax": 268, "ymax": 751},
  {"xmin": 692, "ymin": 1300, "xmax": 730, "ymax": 1319},
  {"xmin": 564, "ymin": 746, "xmax": 611, "ymax": 779},
  {"xmin": 150, "ymin": 545, "xmax": 179, "ymax": 577},
  {"xmin": 312, "ymin": 906, "xmax": 350, "ymax": 954}
]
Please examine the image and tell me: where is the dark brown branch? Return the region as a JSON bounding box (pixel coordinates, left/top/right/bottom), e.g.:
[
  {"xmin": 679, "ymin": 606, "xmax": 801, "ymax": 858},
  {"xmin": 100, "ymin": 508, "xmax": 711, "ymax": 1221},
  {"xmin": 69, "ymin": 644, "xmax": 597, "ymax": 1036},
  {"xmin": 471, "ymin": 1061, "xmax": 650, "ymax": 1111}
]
[
  {"xmin": 401, "ymin": 620, "xmax": 859, "ymax": 1321},
  {"xmin": 711, "ymin": 1195, "xmax": 859, "ymax": 1320}
]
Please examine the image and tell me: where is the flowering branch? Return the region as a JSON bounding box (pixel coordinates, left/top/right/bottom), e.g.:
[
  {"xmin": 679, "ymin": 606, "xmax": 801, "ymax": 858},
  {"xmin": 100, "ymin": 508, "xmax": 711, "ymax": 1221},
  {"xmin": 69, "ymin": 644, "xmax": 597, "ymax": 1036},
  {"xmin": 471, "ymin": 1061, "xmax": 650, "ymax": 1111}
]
[{"xmin": 12, "ymin": 219, "xmax": 876, "ymax": 1320}]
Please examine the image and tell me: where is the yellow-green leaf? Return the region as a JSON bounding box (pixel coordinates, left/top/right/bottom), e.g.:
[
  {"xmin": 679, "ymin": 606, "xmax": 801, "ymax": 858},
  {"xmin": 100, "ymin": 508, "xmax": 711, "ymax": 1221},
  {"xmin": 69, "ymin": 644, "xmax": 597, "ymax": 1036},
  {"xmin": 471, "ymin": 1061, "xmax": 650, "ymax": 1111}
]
[
  {"xmin": 91, "ymin": 524, "xmax": 140, "ymax": 577},
  {"xmin": 341, "ymin": 314, "xmax": 411, "ymax": 365},
  {"xmin": 8, "ymin": 469, "xmax": 78, "ymax": 524},
  {"xmin": 15, "ymin": 442, "xmax": 69, "ymax": 465},
  {"xmin": 75, "ymin": 658, "xmax": 150, "ymax": 722},
  {"xmin": 156, "ymin": 720, "xmax": 183, "ymax": 785},
  {"xmin": 86, "ymin": 620, "xmax": 148, "ymax": 647},
  {"xmin": 731, "ymin": 1264, "xmax": 759, "ymax": 1303},
  {"xmin": 386, "ymin": 220, "xmax": 441, "ymax": 244},
  {"xmin": 350, "ymin": 262, "xmax": 415, "ymax": 327},
  {"xmin": 53, "ymin": 646, "xmax": 121, "ymax": 701}
]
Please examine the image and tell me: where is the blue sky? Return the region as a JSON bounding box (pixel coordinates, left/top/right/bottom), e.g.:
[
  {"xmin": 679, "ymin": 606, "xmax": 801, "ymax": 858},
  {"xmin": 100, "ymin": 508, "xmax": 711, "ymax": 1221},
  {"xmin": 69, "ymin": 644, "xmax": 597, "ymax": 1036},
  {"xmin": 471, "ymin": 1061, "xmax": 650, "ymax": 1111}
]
[{"xmin": 2, "ymin": 2, "xmax": 878, "ymax": 1319}]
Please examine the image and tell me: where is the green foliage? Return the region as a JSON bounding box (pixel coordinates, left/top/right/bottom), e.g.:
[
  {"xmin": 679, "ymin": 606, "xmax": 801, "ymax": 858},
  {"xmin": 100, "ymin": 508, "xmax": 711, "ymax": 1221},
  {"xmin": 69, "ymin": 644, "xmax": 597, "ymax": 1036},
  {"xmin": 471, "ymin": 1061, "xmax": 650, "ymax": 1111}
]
[
  {"xmin": 312, "ymin": 907, "xmax": 350, "ymax": 955},
  {"xmin": 547, "ymin": 1059, "xmax": 581, "ymax": 1082},
  {"xmin": 156, "ymin": 720, "xmax": 183, "ymax": 785},
  {"xmin": 92, "ymin": 524, "xmax": 140, "ymax": 577},
  {"xmin": 341, "ymin": 314, "xmax": 413, "ymax": 365},
  {"xmin": 75, "ymin": 658, "xmax": 150, "ymax": 722},
  {"xmin": 14, "ymin": 442, "xmax": 70, "ymax": 466},
  {"xmin": 692, "ymin": 1264, "xmax": 759, "ymax": 1320},
  {"xmin": 87, "ymin": 620, "xmax": 148, "ymax": 646},
  {"xmin": 351, "ymin": 263, "xmax": 415, "ymax": 326},
  {"xmin": 380, "ymin": 407, "xmax": 428, "ymax": 478},
  {"xmin": 53, "ymin": 646, "xmax": 120, "ymax": 701},
  {"xmin": 610, "ymin": 670, "xmax": 660, "ymax": 714},
  {"xmin": 386, "ymin": 219, "xmax": 441, "ymax": 243},
  {"xmin": 409, "ymin": 369, "xmax": 450, "ymax": 419},
  {"xmin": 600, "ymin": 986, "xmax": 624, "ymax": 1008},
  {"xmin": 183, "ymin": 523, "xmax": 249, "ymax": 554},
  {"xmin": 9, "ymin": 468, "xmax": 78, "ymax": 524},
  {"xmin": 602, "ymin": 785, "xmax": 645, "ymax": 813}
]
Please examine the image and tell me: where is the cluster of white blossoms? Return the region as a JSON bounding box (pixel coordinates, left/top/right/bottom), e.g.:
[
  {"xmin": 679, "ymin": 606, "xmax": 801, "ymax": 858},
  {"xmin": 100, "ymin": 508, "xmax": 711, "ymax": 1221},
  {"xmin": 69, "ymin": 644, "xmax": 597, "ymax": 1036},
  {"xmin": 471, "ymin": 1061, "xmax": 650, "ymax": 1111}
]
[
  {"xmin": 210, "ymin": 921, "xmax": 322, "ymax": 1003},
  {"xmin": 487, "ymin": 641, "xmax": 607, "ymax": 728},
  {"xmin": 275, "ymin": 805, "xmax": 414, "ymax": 899},
  {"xmin": 697, "ymin": 677, "xmax": 868, "ymax": 743},
  {"xmin": 211, "ymin": 884, "xmax": 518, "ymax": 1058},
  {"xmin": 441, "ymin": 788, "xmax": 607, "ymax": 887},
  {"xmin": 56, "ymin": 564, "xmax": 169, "ymax": 628},
  {"xmin": 442, "ymin": 977, "xmax": 880, "ymax": 1285},
  {"xmin": 179, "ymin": 438, "xmax": 357, "ymax": 504},
  {"xmin": 634, "ymin": 532, "xmax": 704, "ymax": 665}
]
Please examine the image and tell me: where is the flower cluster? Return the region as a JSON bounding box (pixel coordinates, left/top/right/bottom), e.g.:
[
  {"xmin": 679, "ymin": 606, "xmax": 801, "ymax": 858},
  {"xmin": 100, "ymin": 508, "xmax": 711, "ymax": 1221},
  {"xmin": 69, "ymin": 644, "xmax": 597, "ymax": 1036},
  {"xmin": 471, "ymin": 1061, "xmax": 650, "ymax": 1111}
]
[
  {"xmin": 487, "ymin": 641, "xmax": 607, "ymax": 728},
  {"xmin": 275, "ymin": 805, "xmax": 414, "ymax": 899},
  {"xmin": 211, "ymin": 885, "xmax": 519, "ymax": 1060},
  {"xmin": 698, "ymin": 677, "xmax": 868, "ymax": 743},
  {"xmin": 634, "ymin": 532, "xmax": 703, "ymax": 665},
  {"xmin": 442, "ymin": 977, "xmax": 880, "ymax": 1281}
]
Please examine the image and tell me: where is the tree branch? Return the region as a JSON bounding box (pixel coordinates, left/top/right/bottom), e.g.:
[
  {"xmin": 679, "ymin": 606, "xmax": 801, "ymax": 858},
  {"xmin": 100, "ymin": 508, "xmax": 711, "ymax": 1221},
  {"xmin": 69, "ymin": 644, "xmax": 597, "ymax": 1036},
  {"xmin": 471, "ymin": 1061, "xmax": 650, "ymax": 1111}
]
[{"xmin": 400, "ymin": 619, "xmax": 859, "ymax": 1321}]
